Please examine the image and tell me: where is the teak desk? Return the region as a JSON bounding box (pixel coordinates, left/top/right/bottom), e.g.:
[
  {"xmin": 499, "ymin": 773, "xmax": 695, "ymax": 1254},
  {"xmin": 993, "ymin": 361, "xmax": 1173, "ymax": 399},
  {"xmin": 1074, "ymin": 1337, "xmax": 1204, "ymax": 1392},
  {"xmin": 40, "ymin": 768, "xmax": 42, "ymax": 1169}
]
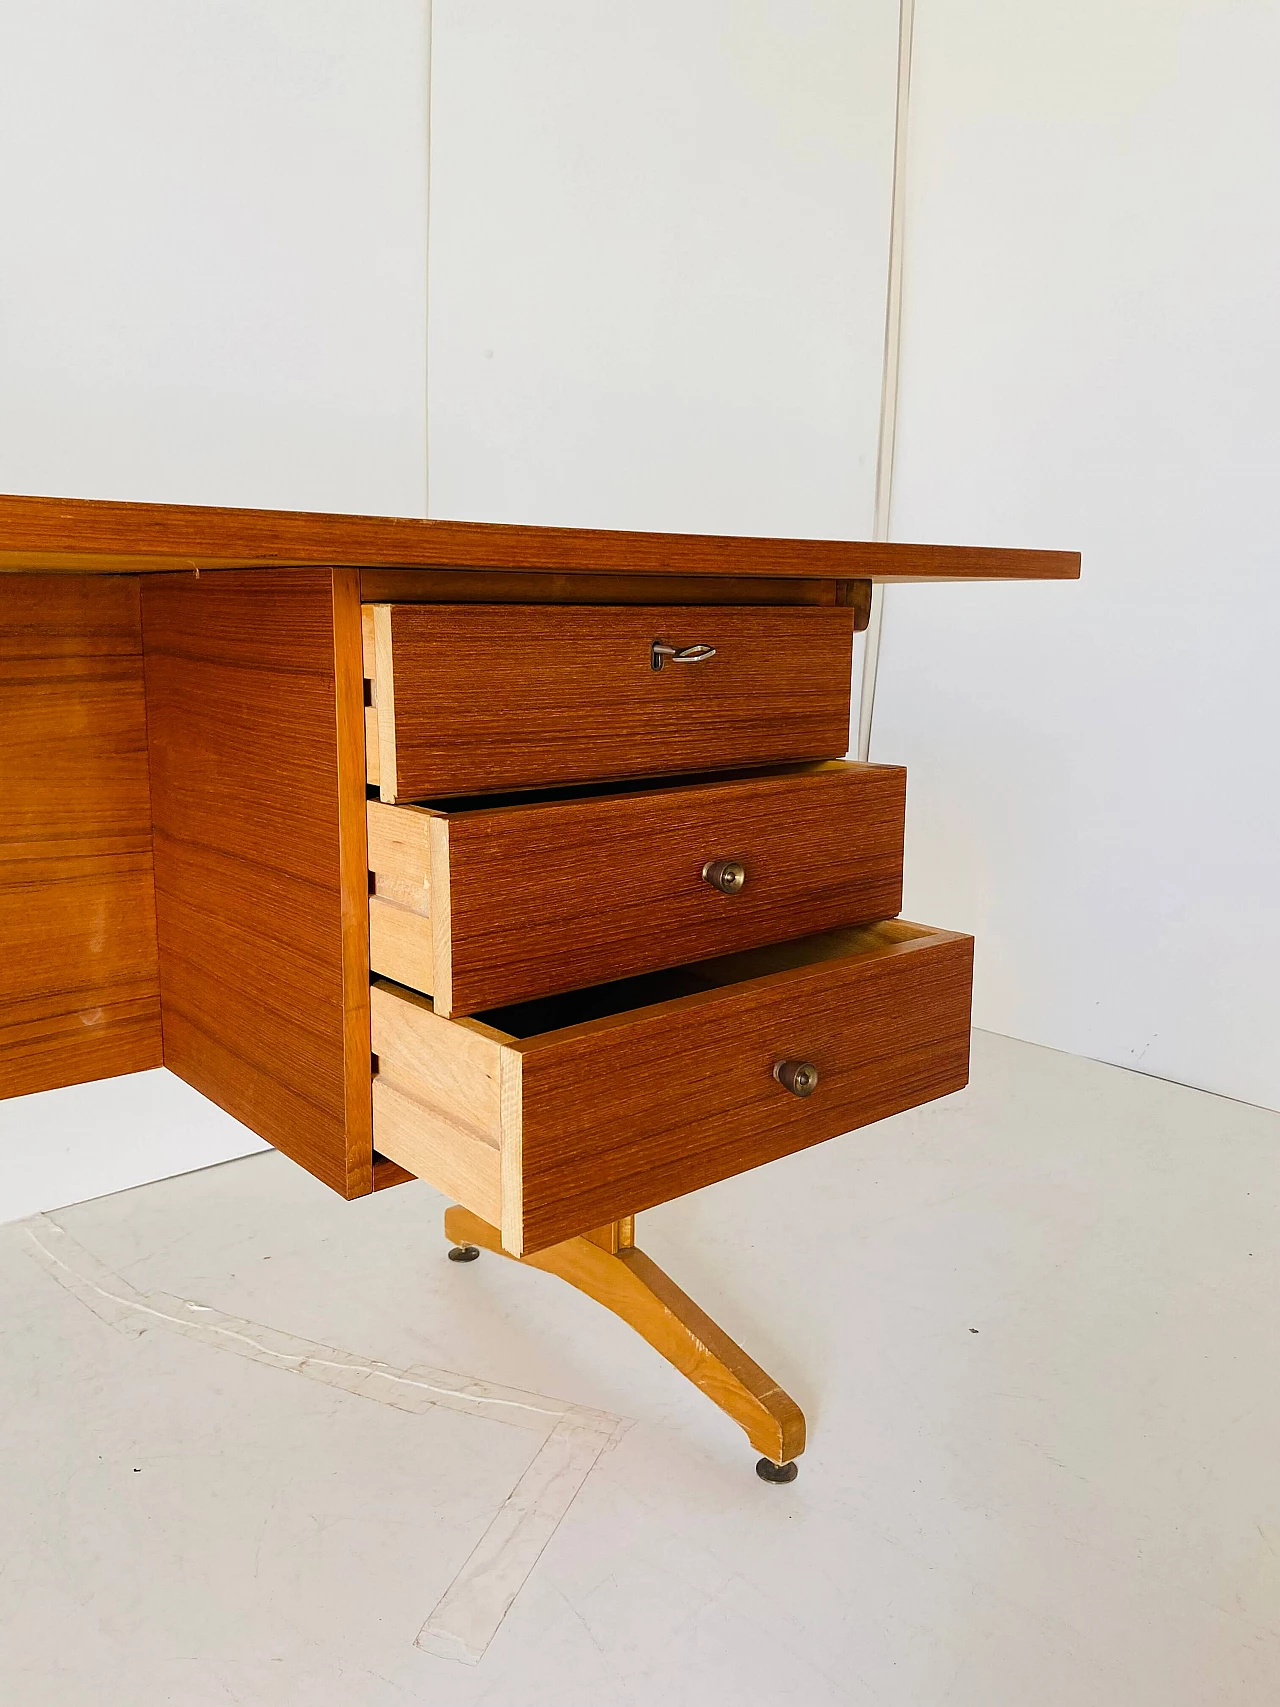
[{"xmin": 0, "ymin": 494, "xmax": 1078, "ymax": 1479}]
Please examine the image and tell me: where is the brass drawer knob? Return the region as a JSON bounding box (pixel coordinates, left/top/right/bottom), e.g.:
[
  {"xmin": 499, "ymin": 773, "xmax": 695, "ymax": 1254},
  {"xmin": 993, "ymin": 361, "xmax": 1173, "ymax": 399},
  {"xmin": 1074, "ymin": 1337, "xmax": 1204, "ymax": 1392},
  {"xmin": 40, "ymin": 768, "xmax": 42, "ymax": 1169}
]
[
  {"xmin": 652, "ymin": 639, "xmax": 716, "ymax": 671},
  {"xmin": 702, "ymin": 858, "xmax": 746, "ymax": 895},
  {"xmin": 774, "ymin": 1059, "xmax": 819, "ymax": 1098}
]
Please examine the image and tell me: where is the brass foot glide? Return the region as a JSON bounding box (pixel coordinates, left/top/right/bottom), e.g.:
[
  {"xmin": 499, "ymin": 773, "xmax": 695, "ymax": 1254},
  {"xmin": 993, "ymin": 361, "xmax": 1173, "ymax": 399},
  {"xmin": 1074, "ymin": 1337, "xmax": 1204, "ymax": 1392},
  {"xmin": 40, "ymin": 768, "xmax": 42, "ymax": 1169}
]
[{"xmin": 443, "ymin": 1205, "xmax": 805, "ymax": 1476}]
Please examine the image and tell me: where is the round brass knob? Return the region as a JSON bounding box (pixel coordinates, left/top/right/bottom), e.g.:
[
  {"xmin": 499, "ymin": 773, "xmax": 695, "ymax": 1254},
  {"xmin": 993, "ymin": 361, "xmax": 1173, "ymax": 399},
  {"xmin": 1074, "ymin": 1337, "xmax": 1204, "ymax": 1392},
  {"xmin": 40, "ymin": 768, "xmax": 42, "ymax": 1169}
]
[
  {"xmin": 774, "ymin": 1059, "xmax": 819, "ymax": 1098},
  {"xmin": 702, "ymin": 858, "xmax": 746, "ymax": 895}
]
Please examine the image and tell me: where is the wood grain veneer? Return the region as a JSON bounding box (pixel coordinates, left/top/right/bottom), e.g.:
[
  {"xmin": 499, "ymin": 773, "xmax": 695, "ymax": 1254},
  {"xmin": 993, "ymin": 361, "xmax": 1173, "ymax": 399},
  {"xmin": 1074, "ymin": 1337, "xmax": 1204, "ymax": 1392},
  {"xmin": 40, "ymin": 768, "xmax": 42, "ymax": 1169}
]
[
  {"xmin": 372, "ymin": 1156, "xmax": 417, "ymax": 1191},
  {"xmin": 0, "ymin": 492, "xmax": 1081, "ymax": 581},
  {"xmin": 512, "ymin": 921, "xmax": 974, "ymax": 1251},
  {"xmin": 367, "ymin": 762, "xmax": 908, "ymax": 1016},
  {"xmin": 142, "ymin": 568, "xmax": 371, "ymax": 1196},
  {"xmin": 332, "ymin": 568, "xmax": 374, "ymax": 1187},
  {"xmin": 372, "ymin": 920, "xmax": 973, "ymax": 1254},
  {"xmin": 369, "ymin": 603, "xmax": 856, "ymax": 801},
  {"xmin": 359, "ymin": 568, "xmax": 850, "ymax": 609},
  {"xmin": 0, "ymin": 576, "xmax": 162, "ymax": 1097}
]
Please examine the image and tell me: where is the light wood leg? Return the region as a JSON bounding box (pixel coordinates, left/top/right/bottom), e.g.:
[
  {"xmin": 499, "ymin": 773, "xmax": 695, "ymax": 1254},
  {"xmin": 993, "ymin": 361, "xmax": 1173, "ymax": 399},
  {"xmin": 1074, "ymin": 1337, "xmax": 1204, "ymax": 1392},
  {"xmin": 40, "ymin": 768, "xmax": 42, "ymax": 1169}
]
[{"xmin": 444, "ymin": 1205, "xmax": 805, "ymax": 1466}]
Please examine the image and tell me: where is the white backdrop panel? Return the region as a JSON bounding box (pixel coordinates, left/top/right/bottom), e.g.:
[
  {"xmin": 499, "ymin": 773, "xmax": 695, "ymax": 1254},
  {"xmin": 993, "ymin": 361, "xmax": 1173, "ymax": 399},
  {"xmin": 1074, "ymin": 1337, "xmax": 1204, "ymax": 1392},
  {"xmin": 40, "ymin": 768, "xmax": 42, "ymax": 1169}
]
[
  {"xmin": 875, "ymin": 0, "xmax": 1280, "ymax": 1109},
  {"xmin": 0, "ymin": 0, "xmax": 428, "ymax": 516},
  {"xmin": 427, "ymin": 0, "xmax": 900, "ymax": 537}
]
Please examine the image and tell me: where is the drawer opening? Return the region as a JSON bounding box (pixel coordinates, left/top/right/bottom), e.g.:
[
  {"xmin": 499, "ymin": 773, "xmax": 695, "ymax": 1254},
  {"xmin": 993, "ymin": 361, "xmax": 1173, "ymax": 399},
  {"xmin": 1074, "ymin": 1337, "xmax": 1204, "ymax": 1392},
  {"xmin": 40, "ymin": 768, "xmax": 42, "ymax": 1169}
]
[
  {"xmin": 391, "ymin": 758, "xmax": 866, "ymax": 815},
  {"xmin": 469, "ymin": 919, "xmax": 941, "ymax": 1042}
]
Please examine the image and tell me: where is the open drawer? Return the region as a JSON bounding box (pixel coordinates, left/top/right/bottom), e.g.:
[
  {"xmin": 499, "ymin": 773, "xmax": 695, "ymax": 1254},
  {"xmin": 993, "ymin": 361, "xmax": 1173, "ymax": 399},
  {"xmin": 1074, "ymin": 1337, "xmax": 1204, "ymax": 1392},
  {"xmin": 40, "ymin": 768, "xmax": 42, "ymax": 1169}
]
[
  {"xmin": 371, "ymin": 918, "xmax": 973, "ymax": 1255},
  {"xmin": 367, "ymin": 760, "xmax": 907, "ymax": 1017},
  {"xmin": 363, "ymin": 602, "xmax": 855, "ymax": 801}
]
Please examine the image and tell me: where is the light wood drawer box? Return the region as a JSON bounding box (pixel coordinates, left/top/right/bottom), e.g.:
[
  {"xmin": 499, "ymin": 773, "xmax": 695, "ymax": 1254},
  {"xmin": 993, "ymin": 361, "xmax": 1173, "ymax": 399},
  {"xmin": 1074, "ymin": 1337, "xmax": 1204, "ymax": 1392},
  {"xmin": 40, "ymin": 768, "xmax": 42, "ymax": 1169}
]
[
  {"xmin": 368, "ymin": 761, "xmax": 907, "ymax": 1018},
  {"xmin": 363, "ymin": 602, "xmax": 855, "ymax": 801},
  {"xmin": 371, "ymin": 919, "xmax": 973, "ymax": 1255}
]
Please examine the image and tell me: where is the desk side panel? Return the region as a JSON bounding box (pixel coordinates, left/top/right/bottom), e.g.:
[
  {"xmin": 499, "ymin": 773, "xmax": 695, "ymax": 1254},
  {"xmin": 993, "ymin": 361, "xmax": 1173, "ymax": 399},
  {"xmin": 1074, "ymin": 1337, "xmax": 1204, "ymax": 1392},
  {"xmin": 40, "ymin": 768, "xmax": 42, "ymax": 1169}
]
[
  {"xmin": 0, "ymin": 576, "xmax": 162, "ymax": 1098},
  {"xmin": 142, "ymin": 569, "xmax": 371, "ymax": 1197}
]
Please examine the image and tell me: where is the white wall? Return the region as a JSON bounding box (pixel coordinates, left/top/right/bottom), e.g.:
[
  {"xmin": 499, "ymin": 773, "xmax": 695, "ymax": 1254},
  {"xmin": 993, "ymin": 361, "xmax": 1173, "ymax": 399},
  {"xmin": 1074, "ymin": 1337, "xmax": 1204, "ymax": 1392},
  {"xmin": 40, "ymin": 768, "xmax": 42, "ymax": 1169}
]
[
  {"xmin": 0, "ymin": 0, "xmax": 428, "ymax": 515},
  {"xmin": 427, "ymin": 0, "xmax": 900, "ymax": 536},
  {"xmin": 872, "ymin": 1, "xmax": 1280, "ymax": 1110}
]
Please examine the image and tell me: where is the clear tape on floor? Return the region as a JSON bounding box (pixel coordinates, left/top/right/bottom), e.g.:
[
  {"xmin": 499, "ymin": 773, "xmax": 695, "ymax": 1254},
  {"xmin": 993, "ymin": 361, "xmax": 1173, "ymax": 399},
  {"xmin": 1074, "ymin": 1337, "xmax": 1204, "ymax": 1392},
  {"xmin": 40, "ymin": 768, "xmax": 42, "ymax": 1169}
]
[
  {"xmin": 24, "ymin": 1212, "xmax": 630, "ymax": 1664},
  {"xmin": 417, "ymin": 1410, "xmax": 628, "ymax": 1664}
]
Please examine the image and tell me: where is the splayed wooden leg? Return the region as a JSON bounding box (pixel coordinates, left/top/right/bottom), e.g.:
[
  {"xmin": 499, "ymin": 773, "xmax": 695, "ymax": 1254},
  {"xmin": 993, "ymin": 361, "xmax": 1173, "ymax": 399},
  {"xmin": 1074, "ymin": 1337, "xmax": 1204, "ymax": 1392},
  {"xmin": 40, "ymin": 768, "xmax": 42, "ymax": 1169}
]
[{"xmin": 444, "ymin": 1204, "xmax": 805, "ymax": 1468}]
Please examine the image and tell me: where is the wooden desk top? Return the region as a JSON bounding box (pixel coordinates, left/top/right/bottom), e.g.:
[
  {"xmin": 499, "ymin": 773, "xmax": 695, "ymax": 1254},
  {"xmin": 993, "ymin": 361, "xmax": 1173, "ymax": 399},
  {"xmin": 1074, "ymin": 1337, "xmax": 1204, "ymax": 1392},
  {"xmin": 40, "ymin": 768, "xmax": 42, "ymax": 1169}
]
[{"xmin": 0, "ymin": 493, "xmax": 1079, "ymax": 582}]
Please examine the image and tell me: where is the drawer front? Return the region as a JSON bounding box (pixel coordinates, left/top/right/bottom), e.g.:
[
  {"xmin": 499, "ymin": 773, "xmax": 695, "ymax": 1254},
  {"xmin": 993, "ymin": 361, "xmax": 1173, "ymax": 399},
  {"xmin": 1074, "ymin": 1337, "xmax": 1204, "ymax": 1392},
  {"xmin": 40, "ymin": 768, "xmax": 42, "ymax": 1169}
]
[
  {"xmin": 367, "ymin": 762, "xmax": 906, "ymax": 1017},
  {"xmin": 367, "ymin": 603, "xmax": 855, "ymax": 801},
  {"xmin": 371, "ymin": 920, "xmax": 973, "ymax": 1255}
]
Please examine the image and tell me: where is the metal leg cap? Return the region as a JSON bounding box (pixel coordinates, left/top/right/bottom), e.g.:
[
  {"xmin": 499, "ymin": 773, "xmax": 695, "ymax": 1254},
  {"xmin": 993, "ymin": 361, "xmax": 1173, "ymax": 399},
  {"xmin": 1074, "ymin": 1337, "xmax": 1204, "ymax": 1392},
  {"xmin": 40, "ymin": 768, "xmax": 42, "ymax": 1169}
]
[
  {"xmin": 447, "ymin": 1244, "xmax": 481, "ymax": 1263},
  {"xmin": 756, "ymin": 1457, "xmax": 799, "ymax": 1484}
]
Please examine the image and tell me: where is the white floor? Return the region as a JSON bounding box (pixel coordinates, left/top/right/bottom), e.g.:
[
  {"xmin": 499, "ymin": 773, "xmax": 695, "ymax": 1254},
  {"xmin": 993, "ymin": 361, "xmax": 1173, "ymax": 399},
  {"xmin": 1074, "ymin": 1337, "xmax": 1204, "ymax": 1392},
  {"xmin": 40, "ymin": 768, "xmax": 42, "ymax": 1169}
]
[{"xmin": 4, "ymin": 1031, "xmax": 1280, "ymax": 1705}]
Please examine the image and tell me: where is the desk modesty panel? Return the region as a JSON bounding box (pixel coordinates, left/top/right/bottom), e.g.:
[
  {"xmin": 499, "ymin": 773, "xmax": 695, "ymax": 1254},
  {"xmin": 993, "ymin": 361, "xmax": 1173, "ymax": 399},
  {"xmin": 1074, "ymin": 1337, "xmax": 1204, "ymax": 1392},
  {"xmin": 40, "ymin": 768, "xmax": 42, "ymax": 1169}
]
[{"xmin": 0, "ymin": 575, "xmax": 162, "ymax": 1099}]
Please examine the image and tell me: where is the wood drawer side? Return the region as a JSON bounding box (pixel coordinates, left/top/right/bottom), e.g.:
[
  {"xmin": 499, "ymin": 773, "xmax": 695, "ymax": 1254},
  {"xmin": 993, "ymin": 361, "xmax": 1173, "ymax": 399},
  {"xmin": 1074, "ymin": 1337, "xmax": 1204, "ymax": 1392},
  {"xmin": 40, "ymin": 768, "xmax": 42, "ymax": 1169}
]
[
  {"xmin": 370, "ymin": 981, "xmax": 513, "ymax": 1230},
  {"xmin": 367, "ymin": 800, "xmax": 440, "ymax": 996}
]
